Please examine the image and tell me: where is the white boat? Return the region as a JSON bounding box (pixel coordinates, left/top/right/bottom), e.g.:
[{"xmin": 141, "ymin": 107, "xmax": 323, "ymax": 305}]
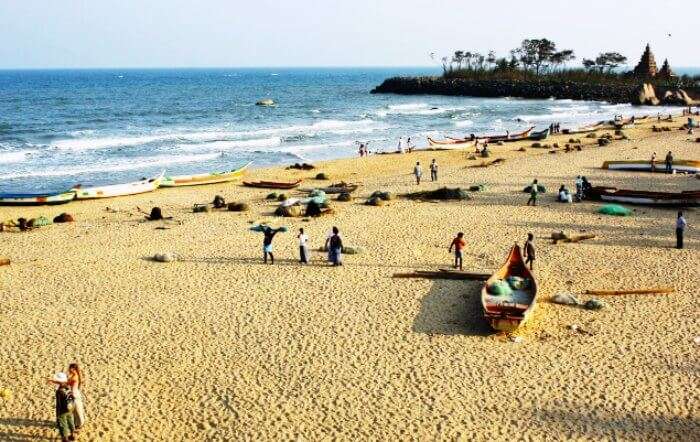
[
  {"xmin": 72, "ymin": 172, "xmax": 164, "ymax": 200},
  {"xmin": 160, "ymin": 162, "xmax": 252, "ymax": 187}
]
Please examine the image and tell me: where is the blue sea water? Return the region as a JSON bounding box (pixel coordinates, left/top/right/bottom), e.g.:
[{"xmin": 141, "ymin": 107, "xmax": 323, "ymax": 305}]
[{"xmin": 0, "ymin": 67, "xmax": 684, "ymax": 192}]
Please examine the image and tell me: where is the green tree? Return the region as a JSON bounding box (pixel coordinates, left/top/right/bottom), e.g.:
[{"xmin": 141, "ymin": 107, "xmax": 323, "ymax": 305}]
[{"xmin": 515, "ymin": 39, "xmax": 574, "ymax": 74}]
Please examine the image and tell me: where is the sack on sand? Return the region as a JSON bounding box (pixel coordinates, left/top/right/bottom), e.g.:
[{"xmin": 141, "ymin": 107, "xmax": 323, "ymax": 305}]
[
  {"xmin": 53, "ymin": 213, "xmax": 75, "ymax": 223},
  {"xmin": 598, "ymin": 204, "xmax": 631, "ymax": 216},
  {"xmin": 551, "ymin": 293, "xmax": 580, "ymax": 305}
]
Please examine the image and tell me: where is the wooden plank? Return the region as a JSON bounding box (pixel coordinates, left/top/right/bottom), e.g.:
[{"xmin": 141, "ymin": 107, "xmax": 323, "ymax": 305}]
[
  {"xmin": 585, "ymin": 288, "xmax": 674, "ymax": 296},
  {"xmin": 393, "ymin": 270, "xmax": 490, "ymax": 280}
]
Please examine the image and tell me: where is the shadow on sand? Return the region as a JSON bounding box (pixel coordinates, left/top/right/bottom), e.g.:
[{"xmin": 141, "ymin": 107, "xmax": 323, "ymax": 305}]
[
  {"xmin": 412, "ymin": 279, "xmax": 492, "ymax": 337},
  {"xmin": 0, "ymin": 418, "xmax": 54, "ymax": 442}
]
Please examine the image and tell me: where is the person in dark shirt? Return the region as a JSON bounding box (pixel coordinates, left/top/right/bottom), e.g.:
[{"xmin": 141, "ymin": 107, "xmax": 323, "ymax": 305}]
[
  {"xmin": 49, "ymin": 372, "xmax": 75, "ymax": 442},
  {"xmin": 524, "ymin": 233, "xmax": 536, "ymax": 270},
  {"xmin": 262, "ymin": 226, "xmax": 282, "ymax": 264},
  {"xmin": 325, "ymin": 226, "xmax": 344, "ymax": 266},
  {"xmin": 665, "ymin": 151, "xmax": 674, "ymax": 174}
]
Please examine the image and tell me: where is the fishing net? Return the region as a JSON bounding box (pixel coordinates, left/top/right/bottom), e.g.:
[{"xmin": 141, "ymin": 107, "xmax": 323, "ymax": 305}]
[{"xmin": 598, "ymin": 204, "xmax": 632, "ymax": 216}]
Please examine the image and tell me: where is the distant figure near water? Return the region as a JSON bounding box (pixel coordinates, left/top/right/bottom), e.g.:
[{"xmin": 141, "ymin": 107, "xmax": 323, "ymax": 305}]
[
  {"xmin": 651, "ymin": 152, "xmax": 657, "ymax": 173},
  {"xmin": 665, "ymin": 151, "xmax": 674, "ymax": 174},
  {"xmin": 430, "ymin": 159, "xmax": 438, "ymax": 182}
]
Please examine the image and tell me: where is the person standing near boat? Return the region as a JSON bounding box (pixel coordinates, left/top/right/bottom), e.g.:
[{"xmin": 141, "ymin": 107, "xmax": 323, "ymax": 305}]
[
  {"xmin": 524, "ymin": 233, "xmax": 536, "ymax": 270},
  {"xmin": 413, "ymin": 161, "xmax": 422, "ymax": 185},
  {"xmin": 676, "ymin": 211, "xmax": 688, "ymax": 249},
  {"xmin": 448, "ymin": 232, "xmax": 466, "ymax": 270},
  {"xmin": 397, "ymin": 137, "xmax": 405, "ymax": 154},
  {"xmin": 575, "ymin": 176, "xmax": 583, "ymax": 202},
  {"xmin": 651, "ymin": 152, "xmax": 657, "ymax": 173},
  {"xmin": 430, "ymin": 159, "xmax": 438, "ymax": 182},
  {"xmin": 665, "ymin": 151, "xmax": 674, "ymax": 174},
  {"xmin": 298, "ymin": 228, "xmax": 309, "ymax": 264}
]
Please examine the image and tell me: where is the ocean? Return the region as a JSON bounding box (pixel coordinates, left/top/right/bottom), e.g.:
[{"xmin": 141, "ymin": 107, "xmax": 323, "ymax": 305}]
[{"xmin": 0, "ymin": 67, "xmax": 683, "ymax": 192}]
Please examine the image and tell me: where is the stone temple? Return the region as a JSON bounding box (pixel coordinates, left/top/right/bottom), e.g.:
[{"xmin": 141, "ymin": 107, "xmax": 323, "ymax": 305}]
[{"xmin": 632, "ymin": 44, "xmax": 658, "ymax": 78}]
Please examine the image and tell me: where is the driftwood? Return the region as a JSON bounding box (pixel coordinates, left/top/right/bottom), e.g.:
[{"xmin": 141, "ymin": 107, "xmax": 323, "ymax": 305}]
[
  {"xmin": 0, "ymin": 258, "xmax": 10, "ymax": 266},
  {"xmin": 551, "ymin": 231, "xmax": 596, "ymax": 244},
  {"xmin": 585, "ymin": 288, "xmax": 674, "ymax": 296},
  {"xmin": 393, "ymin": 269, "xmax": 490, "ymax": 280}
]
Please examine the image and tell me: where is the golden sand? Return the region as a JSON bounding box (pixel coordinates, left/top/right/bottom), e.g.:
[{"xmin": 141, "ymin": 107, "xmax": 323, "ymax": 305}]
[{"xmin": 0, "ymin": 117, "xmax": 698, "ymax": 440}]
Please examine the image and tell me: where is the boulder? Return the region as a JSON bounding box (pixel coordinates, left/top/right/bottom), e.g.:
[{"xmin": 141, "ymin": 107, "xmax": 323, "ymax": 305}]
[{"xmin": 634, "ymin": 83, "xmax": 660, "ymax": 106}]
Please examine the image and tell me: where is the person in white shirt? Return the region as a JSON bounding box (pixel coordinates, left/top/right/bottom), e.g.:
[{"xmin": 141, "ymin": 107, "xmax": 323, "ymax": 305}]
[
  {"xmin": 398, "ymin": 137, "xmax": 405, "ymax": 154},
  {"xmin": 298, "ymin": 228, "xmax": 309, "ymax": 264},
  {"xmin": 413, "ymin": 161, "xmax": 422, "ymax": 185}
]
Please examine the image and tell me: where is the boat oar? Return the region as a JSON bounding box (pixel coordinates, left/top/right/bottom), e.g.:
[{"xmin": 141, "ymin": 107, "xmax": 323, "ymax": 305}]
[{"xmin": 584, "ymin": 288, "xmax": 674, "ymax": 296}]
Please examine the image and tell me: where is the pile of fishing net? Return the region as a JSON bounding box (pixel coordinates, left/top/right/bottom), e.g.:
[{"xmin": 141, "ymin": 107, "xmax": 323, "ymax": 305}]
[{"xmin": 598, "ymin": 204, "xmax": 632, "ymax": 216}]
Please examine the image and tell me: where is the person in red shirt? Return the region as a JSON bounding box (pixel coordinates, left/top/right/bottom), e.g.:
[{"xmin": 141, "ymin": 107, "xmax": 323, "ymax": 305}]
[{"xmin": 448, "ymin": 232, "xmax": 466, "ymax": 270}]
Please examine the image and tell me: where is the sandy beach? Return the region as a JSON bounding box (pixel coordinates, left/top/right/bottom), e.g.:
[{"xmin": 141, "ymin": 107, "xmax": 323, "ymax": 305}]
[{"xmin": 0, "ymin": 117, "xmax": 698, "ymax": 440}]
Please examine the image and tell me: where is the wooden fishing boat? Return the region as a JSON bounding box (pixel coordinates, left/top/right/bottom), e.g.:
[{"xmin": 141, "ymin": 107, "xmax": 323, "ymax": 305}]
[
  {"xmin": 587, "ymin": 186, "xmax": 700, "ymax": 206},
  {"xmin": 427, "ymin": 137, "xmax": 475, "ymax": 148},
  {"xmin": 528, "ymin": 128, "xmax": 550, "ymax": 141},
  {"xmin": 301, "ymin": 183, "xmax": 359, "ymax": 194},
  {"xmin": 602, "ymin": 160, "xmax": 700, "ymax": 174},
  {"xmin": 160, "ymin": 162, "xmax": 252, "ymax": 187},
  {"xmin": 428, "ymin": 126, "xmax": 535, "ymax": 145},
  {"xmin": 242, "ymin": 179, "xmax": 302, "ymax": 190},
  {"xmin": 0, "ymin": 190, "xmax": 75, "ymax": 206},
  {"xmin": 481, "ymin": 244, "xmax": 537, "ymax": 332},
  {"xmin": 72, "ymin": 172, "xmax": 164, "ymax": 199}
]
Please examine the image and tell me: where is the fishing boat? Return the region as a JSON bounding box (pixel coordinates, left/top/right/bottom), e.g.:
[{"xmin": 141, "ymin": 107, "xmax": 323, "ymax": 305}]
[
  {"xmin": 528, "ymin": 128, "xmax": 550, "ymax": 141},
  {"xmin": 72, "ymin": 172, "xmax": 164, "ymax": 199},
  {"xmin": 428, "ymin": 126, "xmax": 535, "ymax": 146},
  {"xmin": 301, "ymin": 183, "xmax": 359, "ymax": 194},
  {"xmin": 481, "ymin": 244, "xmax": 537, "ymax": 332},
  {"xmin": 427, "ymin": 137, "xmax": 475, "ymax": 148},
  {"xmin": 160, "ymin": 162, "xmax": 252, "ymax": 187},
  {"xmin": 587, "ymin": 186, "xmax": 700, "ymax": 206},
  {"xmin": 0, "ymin": 190, "xmax": 75, "ymax": 206},
  {"xmin": 242, "ymin": 179, "xmax": 302, "ymax": 190},
  {"xmin": 602, "ymin": 160, "xmax": 700, "ymax": 174}
]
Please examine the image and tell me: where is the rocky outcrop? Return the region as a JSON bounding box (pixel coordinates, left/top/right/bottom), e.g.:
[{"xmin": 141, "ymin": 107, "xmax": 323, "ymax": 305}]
[
  {"xmin": 372, "ymin": 76, "xmax": 638, "ymax": 104},
  {"xmin": 372, "ymin": 77, "xmax": 700, "ymax": 106}
]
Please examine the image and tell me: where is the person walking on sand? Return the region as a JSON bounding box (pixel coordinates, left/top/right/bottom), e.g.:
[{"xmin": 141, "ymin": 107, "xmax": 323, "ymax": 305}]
[
  {"xmin": 665, "ymin": 151, "xmax": 674, "ymax": 174},
  {"xmin": 524, "ymin": 233, "xmax": 536, "ymax": 270},
  {"xmin": 65, "ymin": 363, "xmax": 86, "ymax": 432},
  {"xmin": 407, "ymin": 137, "xmax": 413, "ymax": 153},
  {"xmin": 527, "ymin": 179, "xmax": 540, "ymax": 206},
  {"xmin": 262, "ymin": 226, "xmax": 282, "ymax": 264},
  {"xmin": 676, "ymin": 211, "xmax": 688, "ymax": 249},
  {"xmin": 298, "ymin": 228, "xmax": 309, "ymax": 264},
  {"xmin": 430, "ymin": 159, "xmax": 438, "ymax": 182},
  {"xmin": 449, "ymin": 232, "xmax": 466, "ymax": 270},
  {"xmin": 325, "ymin": 227, "xmax": 343, "ymax": 266},
  {"xmin": 48, "ymin": 372, "xmax": 76, "ymax": 442},
  {"xmin": 413, "ymin": 161, "xmax": 422, "ymax": 185},
  {"xmin": 651, "ymin": 152, "xmax": 657, "ymax": 173}
]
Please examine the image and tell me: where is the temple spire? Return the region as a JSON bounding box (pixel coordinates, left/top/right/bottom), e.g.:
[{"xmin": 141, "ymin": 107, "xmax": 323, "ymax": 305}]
[{"xmin": 633, "ymin": 43, "xmax": 658, "ymax": 78}]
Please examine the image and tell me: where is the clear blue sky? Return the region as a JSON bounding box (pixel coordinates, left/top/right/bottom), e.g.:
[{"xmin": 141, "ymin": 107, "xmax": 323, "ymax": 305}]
[{"xmin": 0, "ymin": 0, "xmax": 697, "ymax": 69}]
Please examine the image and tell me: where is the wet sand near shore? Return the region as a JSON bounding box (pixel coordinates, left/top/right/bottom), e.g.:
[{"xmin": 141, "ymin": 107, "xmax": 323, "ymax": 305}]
[{"xmin": 0, "ymin": 116, "xmax": 698, "ymax": 440}]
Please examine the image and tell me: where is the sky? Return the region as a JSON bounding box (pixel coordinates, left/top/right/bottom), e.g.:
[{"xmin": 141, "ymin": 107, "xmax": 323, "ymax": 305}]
[{"xmin": 0, "ymin": 0, "xmax": 697, "ymax": 69}]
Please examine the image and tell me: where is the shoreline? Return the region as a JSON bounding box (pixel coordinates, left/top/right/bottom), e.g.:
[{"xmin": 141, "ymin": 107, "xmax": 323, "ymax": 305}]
[{"xmin": 1, "ymin": 115, "xmax": 698, "ymax": 440}]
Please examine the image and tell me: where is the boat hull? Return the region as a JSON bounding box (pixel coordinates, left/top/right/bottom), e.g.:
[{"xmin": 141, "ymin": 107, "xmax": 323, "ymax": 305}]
[
  {"xmin": 73, "ymin": 173, "xmax": 163, "ymax": 199},
  {"xmin": 589, "ymin": 186, "xmax": 700, "ymax": 207},
  {"xmin": 602, "ymin": 160, "xmax": 699, "ymax": 174},
  {"xmin": 243, "ymin": 180, "xmax": 302, "ymax": 190},
  {"xmin": 0, "ymin": 191, "xmax": 75, "ymax": 206},
  {"xmin": 160, "ymin": 162, "xmax": 252, "ymax": 187},
  {"xmin": 481, "ymin": 245, "xmax": 537, "ymax": 332}
]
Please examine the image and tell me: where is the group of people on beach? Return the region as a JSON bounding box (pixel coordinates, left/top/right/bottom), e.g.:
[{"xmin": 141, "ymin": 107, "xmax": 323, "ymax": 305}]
[
  {"xmin": 650, "ymin": 151, "xmax": 677, "ymax": 173},
  {"xmin": 47, "ymin": 363, "xmax": 86, "ymax": 442},
  {"xmin": 258, "ymin": 226, "xmax": 344, "ymax": 266},
  {"xmin": 548, "ymin": 122, "xmax": 562, "ymax": 134},
  {"xmin": 412, "ymin": 159, "xmax": 438, "ymax": 185}
]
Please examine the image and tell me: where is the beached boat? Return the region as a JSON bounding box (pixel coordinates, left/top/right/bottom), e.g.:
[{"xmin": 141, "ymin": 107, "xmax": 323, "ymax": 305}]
[
  {"xmin": 587, "ymin": 186, "xmax": 700, "ymax": 206},
  {"xmin": 72, "ymin": 172, "xmax": 164, "ymax": 199},
  {"xmin": 481, "ymin": 244, "xmax": 537, "ymax": 332},
  {"xmin": 0, "ymin": 190, "xmax": 75, "ymax": 206},
  {"xmin": 242, "ymin": 179, "xmax": 302, "ymax": 190},
  {"xmin": 429, "ymin": 126, "xmax": 535, "ymax": 146},
  {"xmin": 528, "ymin": 128, "xmax": 550, "ymax": 141},
  {"xmin": 301, "ymin": 183, "xmax": 359, "ymax": 194},
  {"xmin": 602, "ymin": 160, "xmax": 700, "ymax": 174},
  {"xmin": 160, "ymin": 162, "xmax": 252, "ymax": 187},
  {"xmin": 427, "ymin": 137, "xmax": 475, "ymax": 148}
]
